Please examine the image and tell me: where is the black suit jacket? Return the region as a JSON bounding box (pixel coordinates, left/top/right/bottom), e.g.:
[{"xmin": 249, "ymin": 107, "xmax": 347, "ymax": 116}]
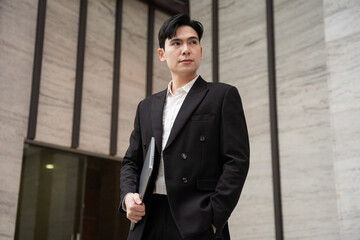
[{"xmin": 120, "ymin": 76, "xmax": 250, "ymax": 240}]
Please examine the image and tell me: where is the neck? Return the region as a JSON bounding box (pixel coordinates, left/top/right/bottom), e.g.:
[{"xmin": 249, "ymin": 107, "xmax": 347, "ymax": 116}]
[{"xmin": 170, "ymin": 73, "xmax": 197, "ymax": 93}]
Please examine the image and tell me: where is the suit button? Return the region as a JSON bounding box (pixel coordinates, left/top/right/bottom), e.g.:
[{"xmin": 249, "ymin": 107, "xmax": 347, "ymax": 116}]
[
  {"xmin": 182, "ymin": 177, "xmax": 188, "ymax": 184},
  {"xmin": 181, "ymin": 153, "xmax": 187, "ymax": 160},
  {"xmin": 200, "ymin": 136, "xmax": 206, "ymax": 142}
]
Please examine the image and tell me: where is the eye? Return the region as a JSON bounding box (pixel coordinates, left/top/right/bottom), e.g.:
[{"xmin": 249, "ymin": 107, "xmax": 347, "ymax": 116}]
[
  {"xmin": 171, "ymin": 42, "xmax": 180, "ymax": 46},
  {"xmin": 190, "ymin": 40, "xmax": 198, "ymax": 45}
]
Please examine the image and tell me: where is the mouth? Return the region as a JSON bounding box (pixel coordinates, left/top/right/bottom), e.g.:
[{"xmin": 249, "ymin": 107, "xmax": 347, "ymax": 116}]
[{"xmin": 180, "ymin": 59, "xmax": 193, "ymax": 63}]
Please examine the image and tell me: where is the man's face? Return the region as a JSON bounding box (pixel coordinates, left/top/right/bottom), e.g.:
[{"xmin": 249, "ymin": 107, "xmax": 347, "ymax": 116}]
[{"xmin": 158, "ymin": 26, "xmax": 202, "ymax": 78}]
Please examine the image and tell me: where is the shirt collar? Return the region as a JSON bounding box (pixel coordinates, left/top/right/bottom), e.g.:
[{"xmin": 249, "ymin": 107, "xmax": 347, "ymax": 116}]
[{"xmin": 167, "ymin": 75, "xmax": 199, "ymax": 96}]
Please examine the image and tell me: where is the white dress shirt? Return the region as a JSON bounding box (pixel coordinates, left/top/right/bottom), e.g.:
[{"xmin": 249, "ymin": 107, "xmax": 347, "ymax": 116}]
[{"xmin": 154, "ymin": 76, "xmax": 199, "ymax": 195}]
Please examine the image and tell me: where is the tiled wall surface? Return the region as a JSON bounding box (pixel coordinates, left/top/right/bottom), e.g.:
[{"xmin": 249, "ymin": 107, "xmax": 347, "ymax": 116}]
[
  {"xmin": 324, "ymin": 0, "xmax": 360, "ymax": 239},
  {"xmin": 0, "ymin": 1, "xmax": 37, "ymax": 238}
]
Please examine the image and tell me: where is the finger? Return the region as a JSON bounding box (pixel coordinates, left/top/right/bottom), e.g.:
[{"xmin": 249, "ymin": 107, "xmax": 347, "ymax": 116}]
[
  {"xmin": 128, "ymin": 210, "xmax": 145, "ymax": 219},
  {"xmin": 128, "ymin": 203, "xmax": 145, "ymax": 213},
  {"xmin": 133, "ymin": 194, "xmax": 142, "ymax": 205},
  {"xmin": 127, "ymin": 213, "xmax": 143, "ymax": 223},
  {"xmin": 127, "ymin": 204, "xmax": 146, "ymax": 218},
  {"xmin": 130, "ymin": 209, "xmax": 145, "ymax": 216},
  {"xmin": 124, "ymin": 193, "xmax": 137, "ymax": 210},
  {"xmin": 129, "ymin": 216, "xmax": 142, "ymax": 223}
]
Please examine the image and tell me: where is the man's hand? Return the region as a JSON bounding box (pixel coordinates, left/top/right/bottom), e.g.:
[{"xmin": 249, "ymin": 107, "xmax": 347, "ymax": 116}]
[{"xmin": 124, "ymin": 193, "xmax": 146, "ymax": 223}]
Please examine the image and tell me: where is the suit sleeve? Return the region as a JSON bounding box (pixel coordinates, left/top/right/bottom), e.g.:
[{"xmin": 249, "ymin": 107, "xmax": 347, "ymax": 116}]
[
  {"xmin": 119, "ymin": 103, "xmax": 144, "ymax": 212},
  {"xmin": 210, "ymin": 86, "xmax": 250, "ymax": 230}
]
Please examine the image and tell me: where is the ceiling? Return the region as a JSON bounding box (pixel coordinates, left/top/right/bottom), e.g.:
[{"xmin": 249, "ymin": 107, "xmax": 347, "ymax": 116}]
[{"xmin": 139, "ymin": 0, "xmax": 189, "ymax": 15}]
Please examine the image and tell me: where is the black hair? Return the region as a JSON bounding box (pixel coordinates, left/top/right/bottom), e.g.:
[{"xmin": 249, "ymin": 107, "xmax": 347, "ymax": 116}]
[{"xmin": 158, "ymin": 14, "xmax": 204, "ymax": 49}]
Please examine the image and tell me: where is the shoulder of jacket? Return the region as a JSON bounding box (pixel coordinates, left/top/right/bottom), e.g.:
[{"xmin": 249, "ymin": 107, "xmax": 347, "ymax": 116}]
[
  {"xmin": 206, "ymin": 81, "xmax": 236, "ymax": 92},
  {"xmin": 138, "ymin": 89, "xmax": 166, "ymax": 107}
]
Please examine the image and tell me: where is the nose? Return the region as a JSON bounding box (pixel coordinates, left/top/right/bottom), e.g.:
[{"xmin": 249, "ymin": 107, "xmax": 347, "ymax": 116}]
[{"xmin": 181, "ymin": 44, "xmax": 190, "ymax": 55}]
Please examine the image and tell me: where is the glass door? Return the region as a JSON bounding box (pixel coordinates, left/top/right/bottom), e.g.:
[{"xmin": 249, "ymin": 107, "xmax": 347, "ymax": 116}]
[
  {"xmin": 15, "ymin": 144, "xmax": 129, "ymax": 240},
  {"xmin": 15, "ymin": 145, "xmax": 86, "ymax": 240}
]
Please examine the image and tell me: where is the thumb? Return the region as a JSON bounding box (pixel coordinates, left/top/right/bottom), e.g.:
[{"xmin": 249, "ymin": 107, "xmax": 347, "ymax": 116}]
[{"xmin": 134, "ymin": 194, "xmax": 142, "ymax": 205}]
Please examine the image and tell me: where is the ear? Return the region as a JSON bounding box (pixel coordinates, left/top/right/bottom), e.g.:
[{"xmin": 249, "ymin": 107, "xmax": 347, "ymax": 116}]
[
  {"xmin": 158, "ymin": 48, "xmax": 166, "ymax": 62},
  {"xmin": 200, "ymin": 45, "xmax": 203, "ymax": 60}
]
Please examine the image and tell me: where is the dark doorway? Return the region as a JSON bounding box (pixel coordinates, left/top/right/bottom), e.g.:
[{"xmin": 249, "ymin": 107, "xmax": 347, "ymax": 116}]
[{"xmin": 15, "ymin": 144, "xmax": 130, "ymax": 240}]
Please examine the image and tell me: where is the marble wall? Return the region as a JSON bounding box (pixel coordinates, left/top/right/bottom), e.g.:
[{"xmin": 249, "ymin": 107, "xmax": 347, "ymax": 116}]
[
  {"xmin": 274, "ymin": 0, "xmax": 340, "ymax": 239},
  {"xmin": 219, "ymin": 1, "xmax": 275, "ymax": 239},
  {"xmin": 190, "ymin": 0, "xmax": 213, "ymax": 82},
  {"xmin": 0, "ymin": 0, "xmax": 37, "ymax": 238},
  {"xmin": 323, "ymin": 0, "xmax": 360, "ymax": 239},
  {"xmin": 36, "ymin": 0, "xmax": 79, "ymax": 146},
  {"xmin": 117, "ymin": 0, "xmax": 148, "ymax": 156},
  {"xmin": 79, "ymin": 0, "xmax": 115, "ymax": 154},
  {"xmin": 17, "ymin": 0, "xmax": 148, "ymax": 157},
  {"xmin": 152, "ymin": 10, "xmax": 172, "ymax": 94},
  {"xmin": 191, "ymin": 1, "xmax": 275, "ymax": 239}
]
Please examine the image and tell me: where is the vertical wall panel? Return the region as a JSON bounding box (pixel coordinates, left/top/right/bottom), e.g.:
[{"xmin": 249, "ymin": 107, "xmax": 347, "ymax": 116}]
[
  {"xmin": 323, "ymin": 1, "xmax": 360, "ymax": 239},
  {"xmin": 79, "ymin": 0, "xmax": 115, "ymax": 154},
  {"xmin": 274, "ymin": 0, "xmax": 340, "ymax": 239},
  {"xmin": 36, "ymin": 0, "xmax": 79, "ymax": 146},
  {"xmin": 190, "ymin": 0, "xmax": 212, "ymax": 82},
  {"xmin": 217, "ymin": 1, "xmax": 275, "ymax": 239},
  {"xmin": 117, "ymin": 0, "xmax": 147, "ymax": 156},
  {"xmin": 152, "ymin": 10, "xmax": 171, "ymax": 94},
  {"xmin": 0, "ymin": 0, "xmax": 37, "ymax": 238}
]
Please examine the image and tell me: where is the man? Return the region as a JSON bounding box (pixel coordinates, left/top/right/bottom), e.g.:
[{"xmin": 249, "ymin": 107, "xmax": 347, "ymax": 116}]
[{"xmin": 120, "ymin": 14, "xmax": 249, "ymax": 240}]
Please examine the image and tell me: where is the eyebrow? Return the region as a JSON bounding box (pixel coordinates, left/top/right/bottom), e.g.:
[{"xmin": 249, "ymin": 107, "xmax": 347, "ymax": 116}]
[{"xmin": 168, "ymin": 36, "xmax": 199, "ymax": 43}]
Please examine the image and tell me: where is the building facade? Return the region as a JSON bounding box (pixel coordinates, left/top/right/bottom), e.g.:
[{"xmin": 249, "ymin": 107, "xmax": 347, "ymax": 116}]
[{"xmin": 0, "ymin": 0, "xmax": 359, "ymax": 239}]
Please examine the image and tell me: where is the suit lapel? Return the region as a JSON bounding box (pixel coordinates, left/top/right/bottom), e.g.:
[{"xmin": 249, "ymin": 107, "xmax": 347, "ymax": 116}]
[
  {"xmin": 164, "ymin": 77, "xmax": 208, "ymax": 150},
  {"xmin": 151, "ymin": 90, "xmax": 167, "ymax": 153}
]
